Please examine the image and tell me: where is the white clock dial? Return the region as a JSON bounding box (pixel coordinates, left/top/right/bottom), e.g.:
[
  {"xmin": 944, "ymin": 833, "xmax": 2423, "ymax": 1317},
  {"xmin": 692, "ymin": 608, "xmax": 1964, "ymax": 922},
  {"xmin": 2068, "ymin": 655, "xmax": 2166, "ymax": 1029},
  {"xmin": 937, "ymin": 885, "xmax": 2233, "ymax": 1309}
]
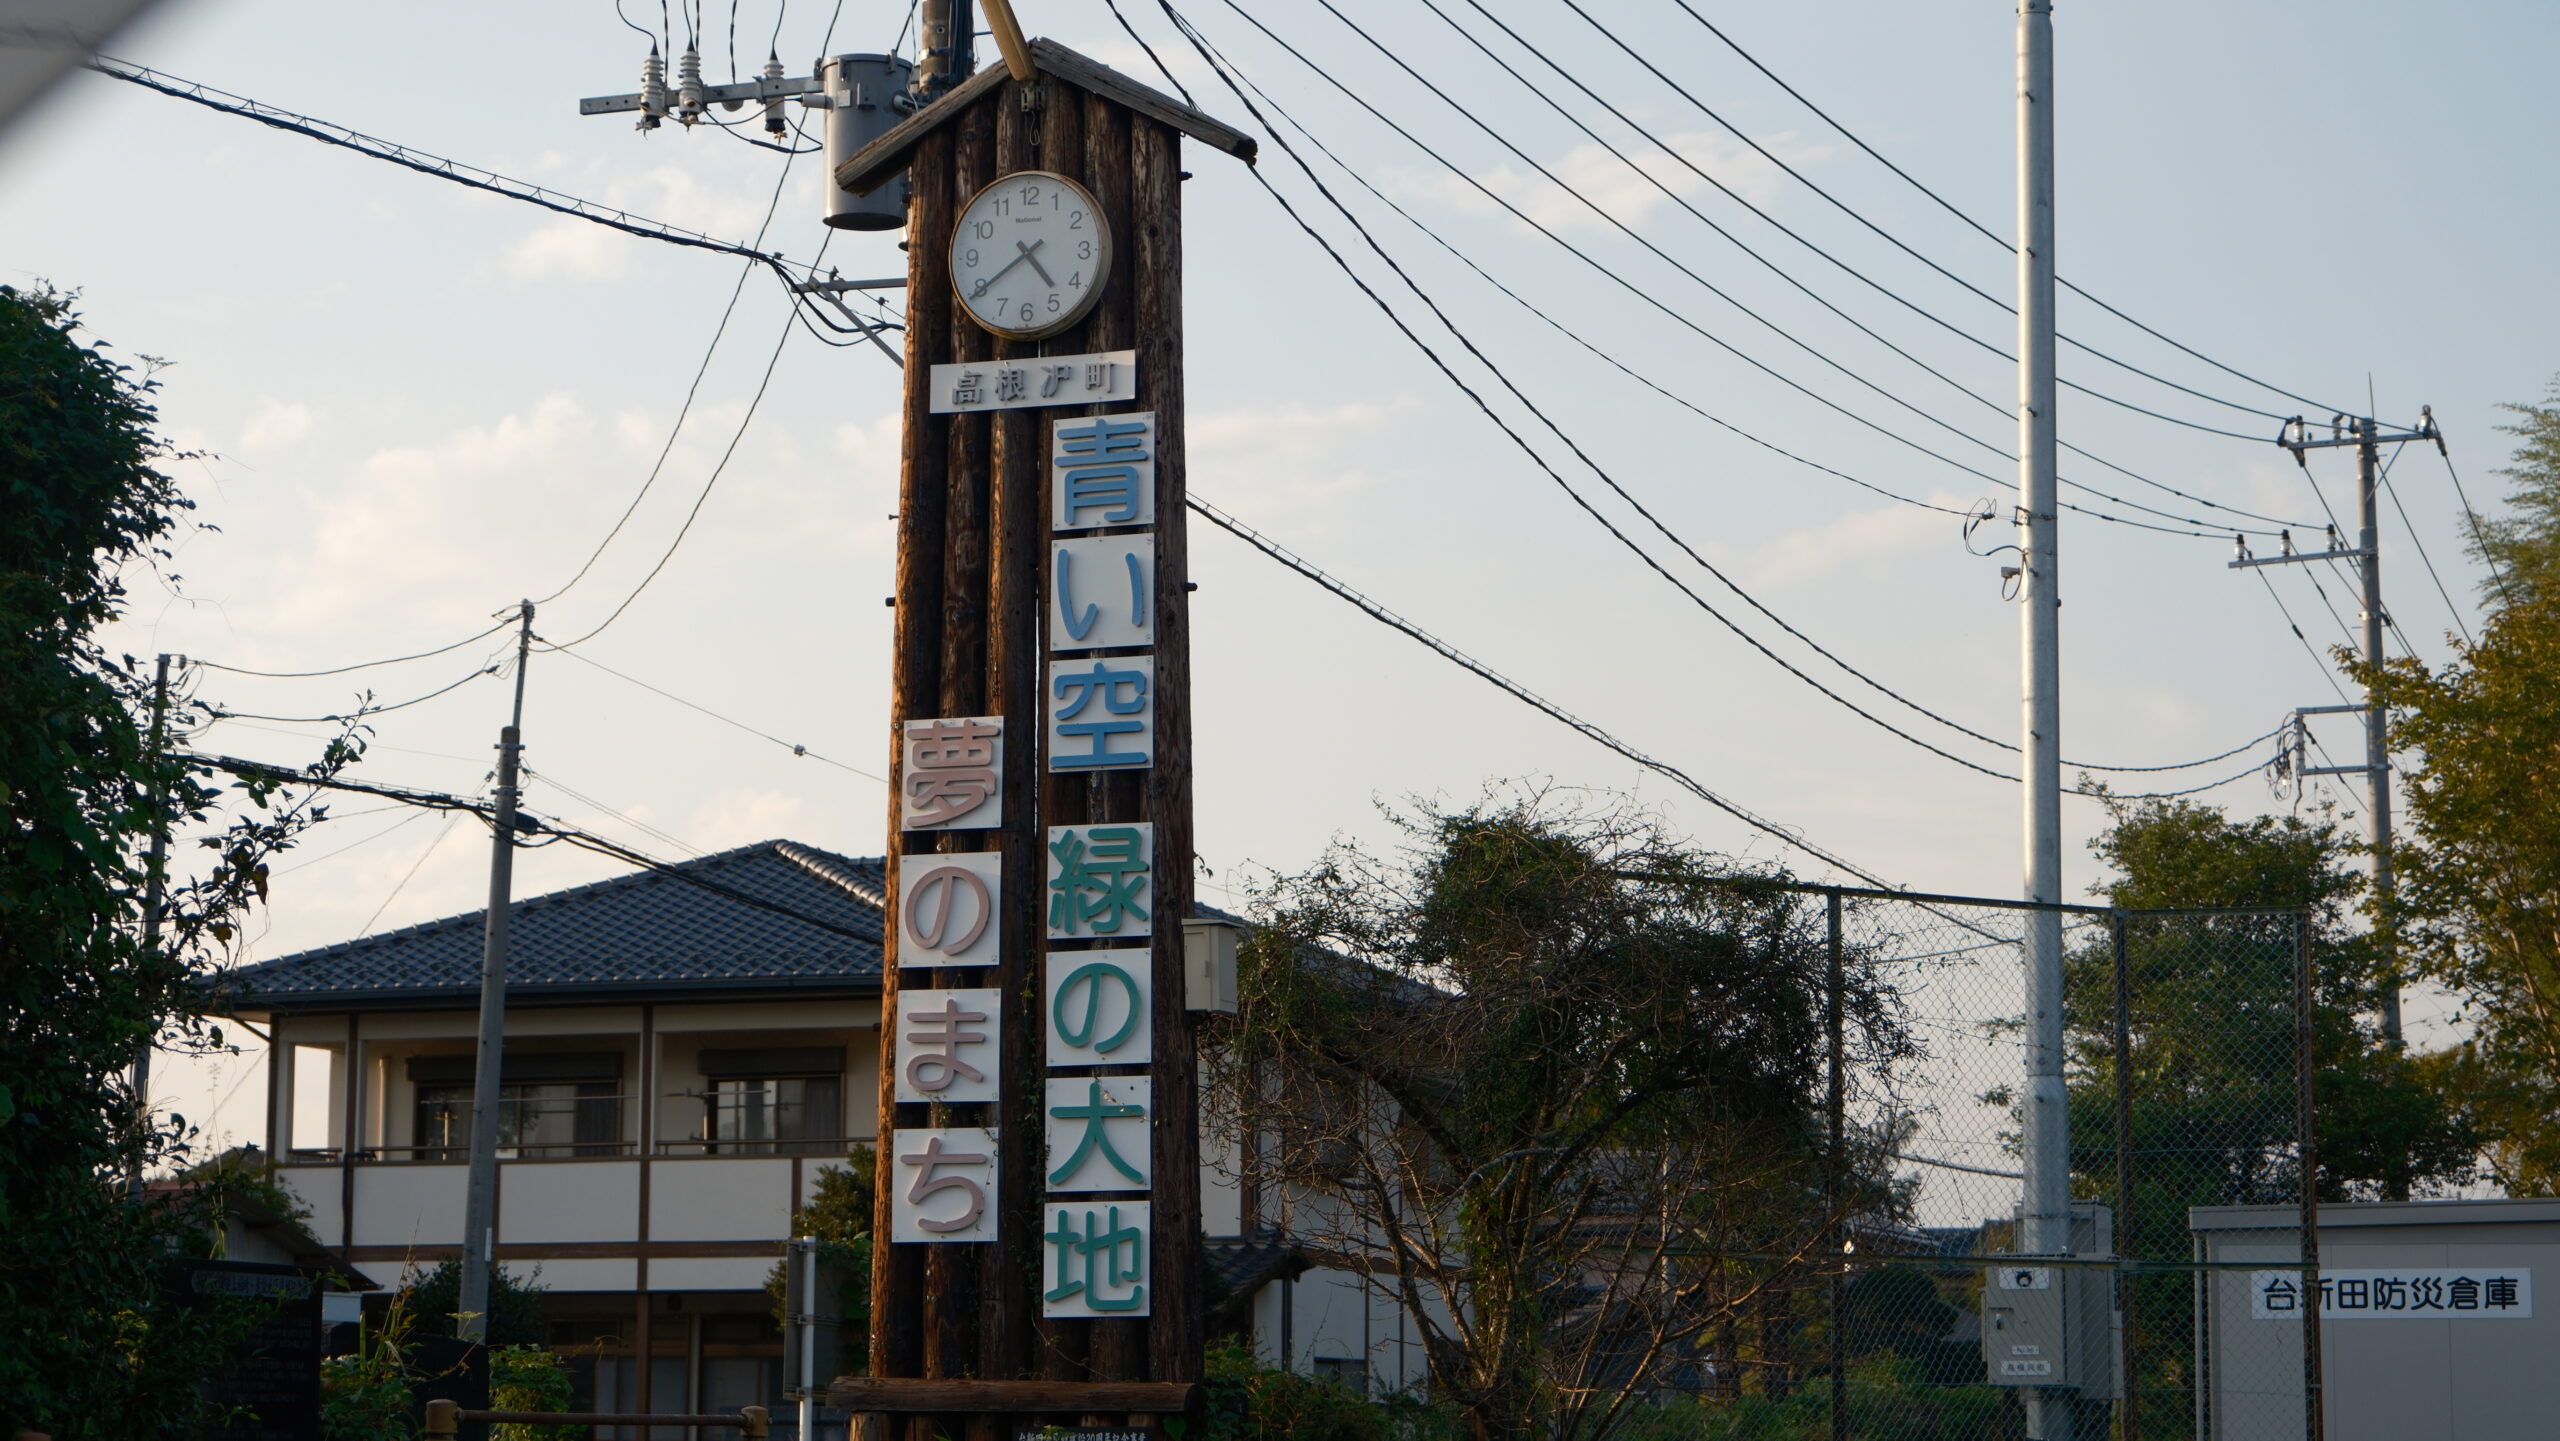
[{"xmin": 949, "ymin": 170, "xmax": 1111, "ymax": 341}]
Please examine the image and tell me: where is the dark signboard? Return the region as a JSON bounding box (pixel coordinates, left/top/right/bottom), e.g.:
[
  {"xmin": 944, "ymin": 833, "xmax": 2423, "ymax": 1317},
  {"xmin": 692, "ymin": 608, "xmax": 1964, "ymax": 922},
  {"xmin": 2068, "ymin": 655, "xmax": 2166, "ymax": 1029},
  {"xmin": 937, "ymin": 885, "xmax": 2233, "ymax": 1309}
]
[{"xmin": 168, "ymin": 1259, "xmax": 322, "ymax": 1441}]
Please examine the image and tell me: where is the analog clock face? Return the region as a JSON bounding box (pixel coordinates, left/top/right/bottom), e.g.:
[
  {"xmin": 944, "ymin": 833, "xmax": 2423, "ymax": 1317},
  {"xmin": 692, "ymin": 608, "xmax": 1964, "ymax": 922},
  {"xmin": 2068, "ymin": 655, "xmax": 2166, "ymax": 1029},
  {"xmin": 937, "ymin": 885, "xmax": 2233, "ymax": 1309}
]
[{"xmin": 949, "ymin": 170, "xmax": 1111, "ymax": 341}]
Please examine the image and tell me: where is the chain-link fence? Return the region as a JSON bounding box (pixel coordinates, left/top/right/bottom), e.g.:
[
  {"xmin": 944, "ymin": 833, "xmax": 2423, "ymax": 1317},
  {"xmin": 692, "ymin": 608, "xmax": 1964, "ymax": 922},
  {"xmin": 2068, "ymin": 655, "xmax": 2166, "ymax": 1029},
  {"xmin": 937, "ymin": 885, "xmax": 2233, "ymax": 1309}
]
[{"xmin": 1614, "ymin": 882, "xmax": 2317, "ymax": 1441}]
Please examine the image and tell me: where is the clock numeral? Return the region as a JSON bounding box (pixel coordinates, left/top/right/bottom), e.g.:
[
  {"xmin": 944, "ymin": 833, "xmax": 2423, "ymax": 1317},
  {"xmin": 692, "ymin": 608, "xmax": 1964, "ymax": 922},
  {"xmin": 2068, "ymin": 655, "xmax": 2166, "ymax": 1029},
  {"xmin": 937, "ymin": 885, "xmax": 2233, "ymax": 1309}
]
[
  {"xmin": 1018, "ymin": 301, "xmax": 1035, "ymax": 325},
  {"xmin": 964, "ymin": 248, "xmax": 978, "ymax": 268},
  {"xmin": 1047, "ymin": 293, "xmax": 1061, "ymax": 314},
  {"xmin": 1019, "ymin": 182, "xmax": 1040, "ymax": 204},
  {"xmin": 1069, "ymin": 210, "xmax": 1084, "ymax": 230},
  {"xmin": 1068, "ymin": 271, "xmax": 1082, "ymax": 289},
  {"xmin": 1077, "ymin": 241, "xmax": 1092, "ymax": 261},
  {"xmin": 973, "ymin": 219, "xmax": 994, "ymax": 239}
]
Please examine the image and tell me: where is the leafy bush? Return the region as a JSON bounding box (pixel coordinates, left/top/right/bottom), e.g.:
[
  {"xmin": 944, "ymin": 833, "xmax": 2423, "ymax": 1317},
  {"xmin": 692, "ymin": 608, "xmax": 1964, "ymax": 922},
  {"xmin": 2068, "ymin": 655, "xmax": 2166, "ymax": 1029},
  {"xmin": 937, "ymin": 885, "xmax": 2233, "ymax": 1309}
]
[
  {"xmin": 322, "ymin": 1290, "xmax": 417, "ymax": 1441},
  {"xmin": 490, "ymin": 1345, "xmax": 581, "ymax": 1441},
  {"xmin": 1200, "ymin": 1339, "xmax": 1454, "ymax": 1441}
]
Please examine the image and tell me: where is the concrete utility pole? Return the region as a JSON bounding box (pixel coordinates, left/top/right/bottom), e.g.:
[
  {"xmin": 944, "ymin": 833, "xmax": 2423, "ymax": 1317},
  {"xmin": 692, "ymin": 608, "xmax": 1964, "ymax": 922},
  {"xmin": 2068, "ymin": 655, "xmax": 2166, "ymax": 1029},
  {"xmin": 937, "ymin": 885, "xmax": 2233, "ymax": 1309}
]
[
  {"xmin": 129, "ymin": 651, "xmax": 174, "ymax": 1200},
  {"xmin": 2014, "ymin": 3, "xmax": 2068, "ymax": 1432},
  {"xmin": 458, "ymin": 602, "xmax": 535, "ymax": 1340},
  {"xmin": 2015, "ymin": 0, "xmax": 2066, "ymax": 1252},
  {"xmin": 2243, "ymin": 410, "xmax": 2440, "ymax": 1198}
]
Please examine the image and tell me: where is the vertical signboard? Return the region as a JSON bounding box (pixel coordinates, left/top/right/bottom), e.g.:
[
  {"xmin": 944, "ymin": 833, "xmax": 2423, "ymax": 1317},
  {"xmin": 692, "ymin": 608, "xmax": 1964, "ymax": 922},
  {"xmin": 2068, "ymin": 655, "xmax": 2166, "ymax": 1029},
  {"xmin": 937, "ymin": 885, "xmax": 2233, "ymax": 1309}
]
[{"xmin": 857, "ymin": 40, "xmax": 1246, "ymax": 1430}]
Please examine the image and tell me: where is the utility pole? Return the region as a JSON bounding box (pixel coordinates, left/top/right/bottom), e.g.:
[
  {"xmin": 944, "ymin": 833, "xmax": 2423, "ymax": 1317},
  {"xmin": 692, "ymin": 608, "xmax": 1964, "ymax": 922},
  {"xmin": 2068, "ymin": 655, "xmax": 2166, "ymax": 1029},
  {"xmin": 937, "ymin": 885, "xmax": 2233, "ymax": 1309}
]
[
  {"xmin": 458, "ymin": 602, "xmax": 535, "ymax": 1341},
  {"xmin": 2241, "ymin": 411, "xmax": 2438, "ymax": 1198},
  {"xmin": 129, "ymin": 651, "xmax": 175, "ymax": 1200},
  {"xmin": 2014, "ymin": 3, "xmax": 2068, "ymax": 1435}
]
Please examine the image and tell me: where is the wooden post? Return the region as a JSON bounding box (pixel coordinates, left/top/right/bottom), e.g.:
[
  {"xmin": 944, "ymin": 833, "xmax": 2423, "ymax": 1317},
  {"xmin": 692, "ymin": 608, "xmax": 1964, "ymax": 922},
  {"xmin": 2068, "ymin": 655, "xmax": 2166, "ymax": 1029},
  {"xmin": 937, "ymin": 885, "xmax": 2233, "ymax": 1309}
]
[
  {"xmin": 847, "ymin": 39, "xmax": 1253, "ymax": 1441},
  {"xmin": 424, "ymin": 1399, "xmax": 458, "ymax": 1440}
]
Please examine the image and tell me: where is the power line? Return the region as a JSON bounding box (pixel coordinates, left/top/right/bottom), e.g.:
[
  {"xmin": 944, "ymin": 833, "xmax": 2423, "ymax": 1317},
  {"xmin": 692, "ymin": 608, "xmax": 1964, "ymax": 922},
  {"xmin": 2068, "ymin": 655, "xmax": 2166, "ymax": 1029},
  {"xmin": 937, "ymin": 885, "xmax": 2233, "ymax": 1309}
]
[
  {"xmin": 1427, "ymin": 0, "xmax": 2294, "ymax": 456},
  {"xmin": 2252, "ymin": 567, "xmax": 2356, "ymax": 708},
  {"xmin": 1142, "ymin": 0, "xmax": 2281, "ymax": 783},
  {"xmin": 1190, "ymin": 0, "xmax": 2287, "ymax": 540},
  {"xmin": 540, "ymin": 285, "xmax": 803, "ymax": 650},
  {"xmin": 538, "ymin": 644, "xmax": 888, "ymax": 783},
  {"xmin": 187, "ymin": 750, "xmax": 883, "ymax": 945},
  {"xmin": 1144, "ymin": 2, "xmax": 2027, "ymax": 783},
  {"xmin": 536, "ymin": 136, "xmax": 805, "ymax": 608},
  {"xmin": 2436, "ymin": 428, "xmax": 2515, "ymax": 607},
  {"xmin": 2377, "ymin": 443, "xmax": 2476, "ymax": 646},
  {"xmin": 204, "ymin": 662, "xmax": 500, "ymax": 725},
  {"xmin": 1649, "ymin": 0, "xmax": 2362, "ymax": 424},
  {"xmin": 92, "ymin": 56, "xmax": 893, "ymax": 374},
  {"xmin": 1181, "ymin": 495, "xmax": 1898, "ymax": 888},
  {"xmin": 191, "ymin": 619, "xmax": 513, "ymax": 679}
]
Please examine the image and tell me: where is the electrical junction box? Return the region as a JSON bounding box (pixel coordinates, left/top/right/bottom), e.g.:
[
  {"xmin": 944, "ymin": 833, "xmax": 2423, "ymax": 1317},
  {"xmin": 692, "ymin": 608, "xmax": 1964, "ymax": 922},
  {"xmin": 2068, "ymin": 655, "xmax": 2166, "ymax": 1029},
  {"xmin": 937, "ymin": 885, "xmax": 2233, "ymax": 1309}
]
[{"xmin": 1981, "ymin": 1203, "xmax": 2120, "ymax": 1398}]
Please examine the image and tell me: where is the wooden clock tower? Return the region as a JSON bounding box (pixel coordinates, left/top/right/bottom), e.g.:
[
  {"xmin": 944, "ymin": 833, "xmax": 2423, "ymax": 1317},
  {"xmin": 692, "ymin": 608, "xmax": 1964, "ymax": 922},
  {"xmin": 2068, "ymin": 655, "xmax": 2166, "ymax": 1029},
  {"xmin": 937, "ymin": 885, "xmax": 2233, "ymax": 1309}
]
[{"xmin": 829, "ymin": 35, "xmax": 1254, "ymax": 1441}]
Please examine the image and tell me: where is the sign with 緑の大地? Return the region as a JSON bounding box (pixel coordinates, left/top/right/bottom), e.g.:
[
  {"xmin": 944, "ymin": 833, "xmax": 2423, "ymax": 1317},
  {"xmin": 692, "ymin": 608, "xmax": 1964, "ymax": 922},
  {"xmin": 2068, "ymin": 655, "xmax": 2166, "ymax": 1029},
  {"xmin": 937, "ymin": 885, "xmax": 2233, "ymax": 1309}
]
[
  {"xmin": 2250, "ymin": 1267, "xmax": 2532, "ymax": 1318},
  {"xmin": 928, "ymin": 351, "xmax": 1137, "ymax": 413}
]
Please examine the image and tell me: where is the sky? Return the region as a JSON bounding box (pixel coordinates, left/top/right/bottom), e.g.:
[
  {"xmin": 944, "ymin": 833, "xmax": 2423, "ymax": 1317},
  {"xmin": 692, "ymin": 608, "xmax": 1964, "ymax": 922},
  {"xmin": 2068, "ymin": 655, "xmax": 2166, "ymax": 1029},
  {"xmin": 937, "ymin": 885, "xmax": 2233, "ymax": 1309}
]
[{"xmin": 3, "ymin": 0, "xmax": 2552, "ymax": 1157}]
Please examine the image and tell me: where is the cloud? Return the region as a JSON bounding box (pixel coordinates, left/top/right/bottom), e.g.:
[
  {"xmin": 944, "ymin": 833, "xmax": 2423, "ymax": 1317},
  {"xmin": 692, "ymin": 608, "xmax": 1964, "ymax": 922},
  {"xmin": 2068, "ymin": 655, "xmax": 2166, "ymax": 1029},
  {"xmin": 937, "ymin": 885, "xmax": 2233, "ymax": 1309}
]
[
  {"xmin": 239, "ymin": 397, "xmax": 312, "ymax": 451},
  {"xmin": 1747, "ymin": 495, "xmax": 1969, "ymax": 587},
  {"xmin": 1381, "ymin": 129, "xmax": 1832, "ymax": 236},
  {"xmin": 686, "ymin": 787, "xmax": 824, "ymax": 850},
  {"xmin": 1190, "ymin": 397, "xmax": 1420, "ymax": 520}
]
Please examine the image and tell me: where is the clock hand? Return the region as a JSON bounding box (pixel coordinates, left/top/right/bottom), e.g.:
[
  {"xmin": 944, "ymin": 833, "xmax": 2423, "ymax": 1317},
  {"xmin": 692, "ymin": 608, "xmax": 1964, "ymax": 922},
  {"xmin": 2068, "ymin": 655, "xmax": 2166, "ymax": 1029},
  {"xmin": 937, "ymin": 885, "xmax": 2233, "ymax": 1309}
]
[
  {"xmin": 970, "ymin": 248, "xmax": 1035, "ymax": 299},
  {"xmin": 1015, "ymin": 238, "xmax": 1056, "ymax": 287}
]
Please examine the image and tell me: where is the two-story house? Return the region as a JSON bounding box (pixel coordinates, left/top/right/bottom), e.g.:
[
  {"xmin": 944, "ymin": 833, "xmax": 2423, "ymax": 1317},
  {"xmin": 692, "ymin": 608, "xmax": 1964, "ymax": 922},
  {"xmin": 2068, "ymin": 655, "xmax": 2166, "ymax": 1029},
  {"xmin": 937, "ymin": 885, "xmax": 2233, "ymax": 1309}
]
[{"xmin": 227, "ymin": 838, "xmax": 1417, "ymax": 1429}]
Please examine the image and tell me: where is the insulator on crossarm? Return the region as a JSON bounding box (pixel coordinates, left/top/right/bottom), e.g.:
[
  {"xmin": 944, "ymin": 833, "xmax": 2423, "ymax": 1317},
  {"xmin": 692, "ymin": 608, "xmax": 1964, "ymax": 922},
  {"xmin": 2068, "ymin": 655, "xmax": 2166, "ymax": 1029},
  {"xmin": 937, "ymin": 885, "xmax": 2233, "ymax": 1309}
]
[
  {"xmin": 676, "ymin": 45, "xmax": 705, "ymax": 125},
  {"xmin": 638, "ymin": 45, "xmax": 666, "ymax": 131},
  {"xmin": 762, "ymin": 51, "xmax": 788, "ymax": 136}
]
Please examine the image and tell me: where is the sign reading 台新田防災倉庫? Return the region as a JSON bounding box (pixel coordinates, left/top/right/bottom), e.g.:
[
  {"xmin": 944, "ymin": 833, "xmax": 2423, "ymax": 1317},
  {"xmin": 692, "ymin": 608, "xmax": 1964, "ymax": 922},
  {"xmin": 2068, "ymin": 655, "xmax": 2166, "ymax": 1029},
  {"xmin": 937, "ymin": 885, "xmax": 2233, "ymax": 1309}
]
[{"xmin": 2251, "ymin": 1267, "xmax": 2533, "ymax": 1318}]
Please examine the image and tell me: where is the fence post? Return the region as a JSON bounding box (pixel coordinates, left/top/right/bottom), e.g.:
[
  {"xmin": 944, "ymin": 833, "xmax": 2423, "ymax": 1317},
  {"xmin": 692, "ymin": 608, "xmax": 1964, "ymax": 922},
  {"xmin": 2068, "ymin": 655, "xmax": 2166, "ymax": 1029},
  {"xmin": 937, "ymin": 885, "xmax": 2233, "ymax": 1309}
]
[
  {"xmin": 2113, "ymin": 910, "xmax": 2134, "ymax": 1441},
  {"xmin": 2297, "ymin": 909, "xmax": 2323, "ymax": 1441},
  {"xmin": 745, "ymin": 1405, "xmax": 772, "ymax": 1439},
  {"xmin": 1826, "ymin": 888, "xmax": 1846, "ymax": 1441},
  {"xmin": 424, "ymin": 1398, "xmax": 458, "ymax": 1440}
]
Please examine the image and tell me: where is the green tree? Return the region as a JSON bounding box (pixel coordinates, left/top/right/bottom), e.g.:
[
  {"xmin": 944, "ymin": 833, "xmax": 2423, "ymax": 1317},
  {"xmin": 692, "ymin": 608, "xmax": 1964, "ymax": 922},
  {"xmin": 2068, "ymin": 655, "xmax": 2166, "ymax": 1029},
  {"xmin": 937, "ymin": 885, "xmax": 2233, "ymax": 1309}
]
[
  {"xmin": 1219, "ymin": 796, "xmax": 1912, "ymax": 1441},
  {"xmin": 2465, "ymin": 375, "xmax": 2560, "ymax": 602},
  {"xmin": 2063, "ymin": 797, "xmax": 2482, "ymax": 1433},
  {"xmin": 0, "ymin": 284, "xmax": 354, "ymax": 1439},
  {"xmin": 401, "ymin": 1257, "xmax": 547, "ymax": 1349},
  {"xmin": 766, "ymin": 1151, "xmax": 875, "ymax": 1380},
  {"xmin": 2356, "ymin": 372, "xmax": 2560, "ymax": 1189}
]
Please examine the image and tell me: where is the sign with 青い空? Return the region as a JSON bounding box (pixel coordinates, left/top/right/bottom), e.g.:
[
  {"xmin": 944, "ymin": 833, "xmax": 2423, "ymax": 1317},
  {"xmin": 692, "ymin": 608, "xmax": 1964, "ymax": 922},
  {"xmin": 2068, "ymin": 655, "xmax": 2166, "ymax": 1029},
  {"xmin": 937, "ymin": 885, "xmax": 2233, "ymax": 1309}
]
[{"xmin": 2251, "ymin": 1267, "xmax": 2533, "ymax": 1318}]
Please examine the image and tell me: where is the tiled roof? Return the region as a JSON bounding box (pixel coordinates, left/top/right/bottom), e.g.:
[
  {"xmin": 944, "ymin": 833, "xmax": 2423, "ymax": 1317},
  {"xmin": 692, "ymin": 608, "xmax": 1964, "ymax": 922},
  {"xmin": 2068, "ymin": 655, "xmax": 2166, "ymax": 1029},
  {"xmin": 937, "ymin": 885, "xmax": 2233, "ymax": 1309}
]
[{"xmin": 223, "ymin": 840, "xmax": 888, "ymax": 1013}]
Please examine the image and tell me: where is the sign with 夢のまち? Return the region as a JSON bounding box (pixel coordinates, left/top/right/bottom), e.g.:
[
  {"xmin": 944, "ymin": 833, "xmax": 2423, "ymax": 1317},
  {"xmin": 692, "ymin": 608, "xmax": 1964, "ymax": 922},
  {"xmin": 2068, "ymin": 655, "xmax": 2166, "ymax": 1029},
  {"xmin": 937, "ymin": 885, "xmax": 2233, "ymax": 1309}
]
[
  {"xmin": 901, "ymin": 716, "xmax": 1002, "ymax": 830},
  {"xmin": 891, "ymin": 1125, "xmax": 1000, "ymax": 1242},
  {"xmin": 893, "ymin": 988, "xmax": 1001, "ymax": 1104},
  {"xmin": 899, "ymin": 851, "xmax": 1002, "ymax": 966}
]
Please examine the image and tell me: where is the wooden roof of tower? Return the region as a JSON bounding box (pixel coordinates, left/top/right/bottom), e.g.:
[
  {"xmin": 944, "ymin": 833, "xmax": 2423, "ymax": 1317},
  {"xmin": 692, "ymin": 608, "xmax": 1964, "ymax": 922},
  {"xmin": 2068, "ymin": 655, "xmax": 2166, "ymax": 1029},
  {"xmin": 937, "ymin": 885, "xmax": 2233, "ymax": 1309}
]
[{"xmin": 833, "ymin": 36, "xmax": 1255, "ymax": 197}]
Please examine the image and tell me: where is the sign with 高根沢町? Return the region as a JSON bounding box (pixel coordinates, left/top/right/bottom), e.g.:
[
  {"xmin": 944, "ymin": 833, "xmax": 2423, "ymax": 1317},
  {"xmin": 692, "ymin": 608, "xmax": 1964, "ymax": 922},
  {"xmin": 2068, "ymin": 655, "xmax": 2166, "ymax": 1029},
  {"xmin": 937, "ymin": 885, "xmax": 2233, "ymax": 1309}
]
[
  {"xmin": 929, "ymin": 351, "xmax": 1137, "ymax": 413},
  {"xmin": 2251, "ymin": 1267, "xmax": 2532, "ymax": 1318}
]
